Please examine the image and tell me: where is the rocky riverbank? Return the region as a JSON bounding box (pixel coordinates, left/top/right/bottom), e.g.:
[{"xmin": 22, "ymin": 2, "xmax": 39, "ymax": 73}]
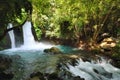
[{"xmin": 0, "ymin": 46, "xmax": 120, "ymax": 80}]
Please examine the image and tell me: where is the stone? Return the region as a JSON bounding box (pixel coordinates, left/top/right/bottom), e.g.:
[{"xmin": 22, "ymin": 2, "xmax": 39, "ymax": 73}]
[
  {"xmin": 73, "ymin": 76, "xmax": 85, "ymax": 80},
  {"xmin": 44, "ymin": 47, "xmax": 62, "ymax": 54},
  {"xmin": 99, "ymin": 37, "xmax": 116, "ymax": 52},
  {"xmin": 69, "ymin": 55, "xmax": 79, "ymax": 59},
  {"xmin": 0, "ymin": 72, "xmax": 14, "ymax": 80},
  {"xmin": 0, "ymin": 54, "xmax": 12, "ymax": 71},
  {"xmin": 0, "ymin": 54, "xmax": 13, "ymax": 80},
  {"xmin": 47, "ymin": 72, "xmax": 62, "ymax": 80},
  {"xmin": 29, "ymin": 72, "xmax": 45, "ymax": 80}
]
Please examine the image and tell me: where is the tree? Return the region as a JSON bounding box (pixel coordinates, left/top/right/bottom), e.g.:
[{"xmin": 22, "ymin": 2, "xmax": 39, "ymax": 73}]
[{"xmin": 0, "ymin": 0, "xmax": 32, "ymax": 40}]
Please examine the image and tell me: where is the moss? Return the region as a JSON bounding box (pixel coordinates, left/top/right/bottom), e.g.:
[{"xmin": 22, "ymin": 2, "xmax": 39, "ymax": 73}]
[{"xmin": 0, "ymin": 39, "xmax": 10, "ymax": 50}]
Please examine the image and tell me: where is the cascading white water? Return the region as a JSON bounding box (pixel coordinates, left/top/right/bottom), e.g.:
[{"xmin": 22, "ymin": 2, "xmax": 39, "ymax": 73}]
[
  {"xmin": 1, "ymin": 22, "xmax": 120, "ymax": 80},
  {"xmin": 22, "ymin": 21, "xmax": 35, "ymax": 46},
  {"xmin": 7, "ymin": 23, "xmax": 15, "ymax": 48},
  {"xmin": 18, "ymin": 21, "xmax": 54, "ymax": 50},
  {"xmin": 67, "ymin": 58, "xmax": 120, "ymax": 80}
]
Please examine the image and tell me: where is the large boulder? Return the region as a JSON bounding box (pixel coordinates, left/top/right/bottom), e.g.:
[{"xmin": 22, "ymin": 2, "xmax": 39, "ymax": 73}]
[
  {"xmin": 0, "ymin": 35, "xmax": 11, "ymax": 50},
  {"xmin": 0, "ymin": 72, "xmax": 14, "ymax": 80},
  {"xmin": 0, "ymin": 54, "xmax": 14, "ymax": 80},
  {"xmin": 99, "ymin": 37, "xmax": 116, "ymax": 52},
  {"xmin": 29, "ymin": 72, "xmax": 45, "ymax": 80},
  {"xmin": 27, "ymin": 54, "xmax": 85, "ymax": 80},
  {"xmin": 44, "ymin": 47, "xmax": 62, "ymax": 54},
  {"xmin": 0, "ymin": 54, "xmax": 12, "ymax": 71}
]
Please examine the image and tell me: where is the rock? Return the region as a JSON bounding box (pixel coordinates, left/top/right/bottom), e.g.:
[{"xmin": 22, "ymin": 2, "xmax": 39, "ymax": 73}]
[
  {"xmin": 101, "ymin": 33, "xmax": 110, "ymax": 37},
  {"xmin": 44, "ymin": 49, "xmax": 50, "ymax": 53},
  {"xmin": 0, "ymin": 72, "xmax": 14, "ymax": 80},
  {"xmin": 0, "ymin": 34, "xmax": 11, "ymax": 50},
  {"xmin": 47, "ymin": 72, "xmax": 62, "ymax": 80},
  {"xmin": 57, "ymin": 55, "xmax": 79, "ymax": 67},
  {"xmin": 93, "ymin": 68, "xmax": 112, "ymax": 78},
  {"xmin": 11, "ymin": 54, "xmax": 21, "ymax": 60},
  {"xmin": 29, "ymin": 72, "xmax": 63, "ymax": 80},
  {"xmin": 73, "ymin": 76, "xmax": 85, "ymax": 80},
  {"xmin": 0, "ymin": 54, "xmax": 12, "ymax": 71},
  {"xmin": 110, "ymin": 56, "xmax": 120, "ymax": 68},
  {"xmin": 93, "ymin": 69, "xmax": 99, "ymax": 74},
  {"xmin": 99, "ymin": 37, "xmax": 116, "ymax": 52},
  {"xmin": 29, "ymin": 72, "xmax": 45, "ymax": 80},
  {"xmin": 44, "ymin": 47, "xmax": 62, "ymax": 54},
  {"xmin": 0, "ymin": 54, "xmax": 13, "ymax": 80},
  {"xmin": 29, "ymin": 77, "xmax": 39, "ymax": 80},
  {"xmin": 69, "ymin": 55, "xmax": 79, "ymax": 59}
]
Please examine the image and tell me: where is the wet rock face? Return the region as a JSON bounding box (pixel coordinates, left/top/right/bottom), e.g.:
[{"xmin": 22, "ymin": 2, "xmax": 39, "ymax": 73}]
[
  {"xmin": 29, "ymin": 72, "xmax": 63, "ymax": 80},
  {"xmin": 73, "ymin": 76, "xmax": 85, "ymax": 80},
  {"xmin": 0, "ymin": 54, "xmax": 14, "ymax": 80},
  {"xmin": 0, "ymin": 72, "xmax": 14, "ymax": 80},
  {"xmin": 28, "ymin": 55, "xmax": 85, "ymax": 80},
  {"xmin": 29, "ymin": 72, "xmax": 45, "ymax": 80},
  {"xmin": 0, "ymin": 54, "xmax": 12, "ymax": 71},
  {"xmin": 0, "ymin": 34, "xmax": 11, "ymax": 50},
  {"xmin": 110, "ymin": 57, "xmax": 120, "ymax": 68},
  {"xmin": 46, "ymin": 72, "xmax": 63, "ymax": 80},
  {"xmin": 14, "ymin": 27, "xmax": 23, "ymax": 47},
  {"xmin": 44, "ymin": 47, "xmax": 62, "ymax": 54},
  {"xmin": 28, "ymin": 71, "xmax": 85, "ymax": 80}
]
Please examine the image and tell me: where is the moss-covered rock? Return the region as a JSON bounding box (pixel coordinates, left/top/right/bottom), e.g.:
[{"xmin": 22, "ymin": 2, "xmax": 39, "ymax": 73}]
[
  {"xmin": 29, "ymin": 72, "xmax": 45, "ymax": 80},
  {"xmin": 0, "ymin": 54, "xmax": 14, "ymax": 80},
  {"xmin": 44, "ymin": 47, "xmax": 62, "ymax": 54},
  {"xmin": 0, "ymin": 35, "xmax": 11, "ymax": 50},
  {"xmin": 0, "ymin": 54, "xmax": 12, "ymax": 71},
  {"xmin": 0, "ymin": 72, "xmax": 14, "ymax": 80}
]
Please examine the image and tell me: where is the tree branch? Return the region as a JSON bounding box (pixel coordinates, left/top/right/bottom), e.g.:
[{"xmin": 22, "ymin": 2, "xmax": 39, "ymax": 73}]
[{"xmin": 0, "ymin": 19, "xmax": 27, "ymax": 41}]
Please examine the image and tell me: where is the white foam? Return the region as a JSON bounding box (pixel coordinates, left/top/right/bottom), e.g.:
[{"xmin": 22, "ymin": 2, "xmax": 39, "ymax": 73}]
[
  {"xmin": 67, "ymin": 58, "xmax": 120, "ymax": 80},
  {"xmin": 5, "ymin": 21, "xmax": 54, "ymax": 51}
]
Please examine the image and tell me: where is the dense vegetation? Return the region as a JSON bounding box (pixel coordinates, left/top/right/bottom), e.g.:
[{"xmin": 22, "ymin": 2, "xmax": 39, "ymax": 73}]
[
  {"xmin": 1, "ymin": 1, "xmax": 120, "ymax": 79},
  {"xmin": 31, "ymin": 0, "xmax": 120, "ymax": 40},
  {"xmin": 0, "ymin": 0, "xmax": 120, "ymax": 51}
]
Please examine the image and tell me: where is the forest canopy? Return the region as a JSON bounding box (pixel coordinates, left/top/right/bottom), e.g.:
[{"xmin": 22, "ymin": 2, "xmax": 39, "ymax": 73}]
[
  {"xmin": 31, "ymin": 0, "xmax": 120, "ymax": 41},
  {"xmin": 0, "ymin": 0, "xmax": 120, "ymax": 48}
]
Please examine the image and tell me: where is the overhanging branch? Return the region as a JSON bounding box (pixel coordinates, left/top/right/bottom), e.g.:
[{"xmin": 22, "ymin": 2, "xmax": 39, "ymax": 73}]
[{"xmin": 0, "ymin": 19, "xmax": 27, "ymax": 41}]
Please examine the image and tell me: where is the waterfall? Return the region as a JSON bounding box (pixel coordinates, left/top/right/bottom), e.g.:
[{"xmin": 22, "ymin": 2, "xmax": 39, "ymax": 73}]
[
  {"xmin": 7, "ymin": 23, "xmax": 15, "ymax": 48},
  {"xmin": 6, "ymin": 21, "xmax": 54, "ymax": 50},
  {"xmin": 1, "ymin": 22, "xmax": 120, "ymax": 80},
  {"xmin": 22, "ymin": 21, "xmax": 35, "ymax": 46},
  {"xmin": 21, "ymin": 21, "xmax": 54, "ymax": 50}
]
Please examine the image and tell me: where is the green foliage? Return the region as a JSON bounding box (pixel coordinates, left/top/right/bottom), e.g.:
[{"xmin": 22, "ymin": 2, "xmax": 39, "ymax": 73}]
[
  {"xmin": 31, "ymin": 0, "xmax": 120, "ymax": 42},
  {"xmin": 1, "ymin": 0, "xmax": 120, "ymax": 43},
  {"xmin": 15, "ymin": 9, "xmax": 27, "ymax": 24},
  {"xmin": 0, "ymin": 0, "xmax": 32, "ymax": 27}
]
